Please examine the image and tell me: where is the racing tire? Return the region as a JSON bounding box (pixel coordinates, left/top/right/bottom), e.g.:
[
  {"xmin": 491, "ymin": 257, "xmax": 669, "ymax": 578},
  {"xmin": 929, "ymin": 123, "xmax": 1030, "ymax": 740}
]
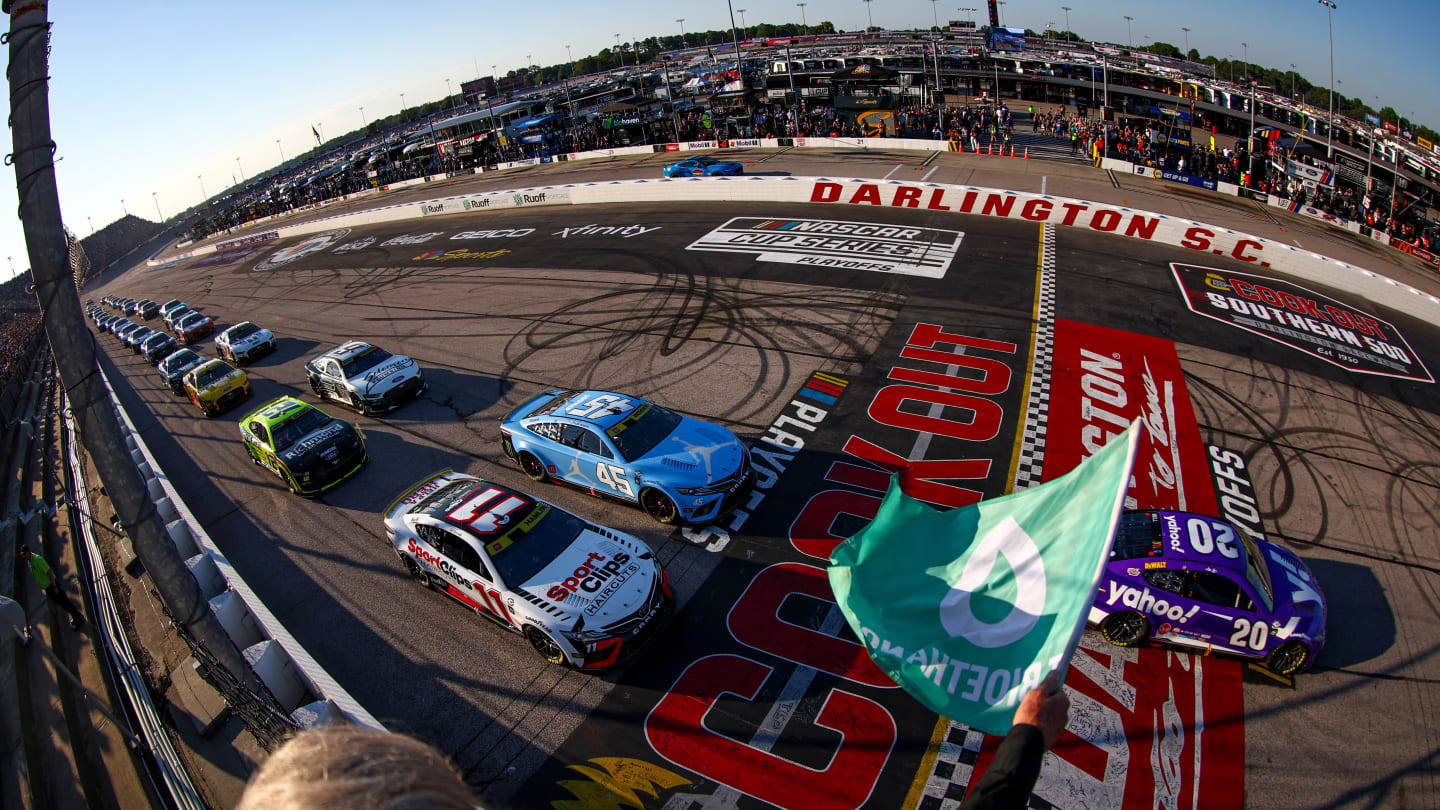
[
  {"xmin": 1100, "ymin": 611, "xmax": 1150, "ymax": 647},
  {"xmin": 1266, "ymin": 640, "xmax": 1311, "ymax": 676},
  {"xmin": 640, "ymin": 488, "xmax": 680, "ymax": 525},
  {"xmin": 309, "ymin": 376, "xmax": 324, "ymax": 398},
  {"xmin": 526, "ymin": 626, "xmax": 569, "ymax": 667},
  {"xmin": 518, "ymin": 452, "xmax": 548, "ymax": 482},
  {"xmin": 402, "ymin": 556, "xmax": 431, "ymax": 589}
]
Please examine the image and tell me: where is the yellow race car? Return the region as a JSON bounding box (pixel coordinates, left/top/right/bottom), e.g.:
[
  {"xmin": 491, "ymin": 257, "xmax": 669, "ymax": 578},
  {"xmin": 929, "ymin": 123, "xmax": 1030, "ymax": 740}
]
[{"xmin": 183, "ymin": 358, "xmax": 252, "ymax": 417}]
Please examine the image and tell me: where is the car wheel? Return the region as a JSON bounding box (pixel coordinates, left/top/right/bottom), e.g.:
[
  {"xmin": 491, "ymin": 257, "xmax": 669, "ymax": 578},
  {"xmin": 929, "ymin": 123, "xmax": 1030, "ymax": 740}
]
[
  {"xmin": 348, "ymin": 390, "xmax": 366, "ymax": 414},
  {"xmin": 518, "ymin": 452, "xmax": 547, "ymax": 482},
  {"xmin": 526, "ymin": 626, "xmax": 569, "ymax": 666},
  {"xmin": 640, "ymin": 488, "xmax": 680, "ymax": 525},
  {"xmin": 1100, "ymin": 611, "xmax": 1150, "ymax": 647},
  {"xmin": 309, "ymin": 377, "xmax": 325, "ymax": 397},
  {"xmin": 402, "ymin": 556, "xmax": 431, "ymax": 589},
  {"xmin": 1266, "ymin": 640, "xmax": 1311, "ymax": 676}
]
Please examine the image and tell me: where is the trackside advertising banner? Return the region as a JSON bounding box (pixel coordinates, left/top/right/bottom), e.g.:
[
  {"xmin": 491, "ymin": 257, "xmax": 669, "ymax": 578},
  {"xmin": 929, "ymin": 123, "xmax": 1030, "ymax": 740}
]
[
  {"xmin": 1171, "ymin": 263, "xmax": 1434, "ymax": 382},
  {"xmin": 828, "ymin": 423, "xmax": 1140, "ymax": 736}
]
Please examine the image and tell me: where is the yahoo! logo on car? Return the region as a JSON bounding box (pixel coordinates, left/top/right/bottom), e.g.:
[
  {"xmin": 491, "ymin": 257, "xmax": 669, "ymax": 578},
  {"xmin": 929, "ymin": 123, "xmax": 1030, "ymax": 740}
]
[{"xmin": 1105, "ymin": 581, "xmax": 1200, "ymax": 623}]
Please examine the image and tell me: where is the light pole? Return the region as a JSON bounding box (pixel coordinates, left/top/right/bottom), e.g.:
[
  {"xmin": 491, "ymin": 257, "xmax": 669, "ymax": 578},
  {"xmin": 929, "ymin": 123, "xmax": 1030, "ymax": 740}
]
[
  {"xmin": 87, "ymin": 216, "xmax": 94, "ymax": 234},
  {"xmin": 564, "ymin": 44, "xmax": 576, "ymax": 152},
  {"xmin": 235, "ymin": 156, "xmax": 244, "ymax": 178},
  {"xmin": 1061, "ymin": 6, "xmax": 1072, "ymax": 35},
  {"xmin": 863, "ymin": 0, "xmax": 874, "ymax": 33},
  {"xmin": 152, "ymin": 191, "xmax": 161, "ymax": 220},
  {"xmin": 358, "ymin": 106, "xmax": 367, "ymax": 128},
  {"xmin": 1241, "ymin": 42, "xmax": 1248, "ymax": 82},
  {"xmin": 615, "ymin": 34, "xmax": 623, "ymax": 69},
  {"xmin": 737, "ymin": 8, "xmax": 747, "ymax": 39},
  {"xmin": 929, "ymin": 0, "xmax": 939, "ymax": 31},
  {"xmin": 1228, "ymin": 54, "xmax": 1233, "ymax": 83},
  {"xmin": 1289, "ymin": 65, "xmax": 1296, "ymax": 100},
  {"xmin": 400, "ymin": 92, "xmax": 406, "ymax": 121},
  {"xmin": 1123, "ymin": 16, "xmax": 1133, "ymax": 49},
  {"xmin": 677, "ymin": 18, "xmax": 687, "ymax": 48},
  {"xmin": 276, "ymin": 139, "xmax": 284, "ymax": 162},
  {"xmin": 489, "ymin": 65, "xmax": 504, "ymax": 161},
  {"xmin": 317, "ymin": 122, "xmax": 325, "ymax": 141},
  {"xmin": 959, "ymin": 6, "xmax": 975, "ymax": 25},
  {"xmin": 446, "ymin": 77, "xmax": 453, "ymax": 108},
  {"xmin": 797, "ymin": 3, "xmax": 808, "ymax": 35},
  {"xmin": 1181, "ymin": 27, "xmax": 1190, "ymax": 54},
  {"xmin": 1319, "ymin": 0, "xmax": 1337, "ymax": 160},
  {"xmin": 727, "ymin": 0, "xmax": 748, "ymax": 137},
  {"xmin": 660, "ymin": 54, "xmax": 681, "ymax": 140},
  {"xmin": 197, "ymin": 175, "xmax": 206, "ymax": 200}
]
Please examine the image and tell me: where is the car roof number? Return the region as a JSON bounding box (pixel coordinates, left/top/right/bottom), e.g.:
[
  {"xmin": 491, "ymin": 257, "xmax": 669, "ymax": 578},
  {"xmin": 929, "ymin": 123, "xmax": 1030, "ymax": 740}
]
[
  {"xmin": 447, "ymin": 487, "xmax": 530, "ymax": 535},
  {"xmin": 566, "ymin": 393, "xmax": 634, "ymax": 419}
]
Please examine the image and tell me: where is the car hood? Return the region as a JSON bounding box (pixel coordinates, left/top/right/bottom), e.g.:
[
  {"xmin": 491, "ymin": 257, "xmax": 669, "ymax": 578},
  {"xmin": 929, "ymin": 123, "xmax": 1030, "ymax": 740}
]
[
  {"xmin": 199, "ymin": 370, "xmax": 247, "ymax": 396},
  {"xmin": 521, "ymin": 530, "xmax": 657, "ymax": 628},
  {"xmin": 280, "ymin": 421, "xmax": 357, "ymax": 465},
  {"xmin": 1259, "ymin": 541, "xmax": 1327, "ymax": 645},
  {"xmin": 633, "ymin": 423, "xmax": 745, "ymax": 485},
  {"xmin": 350, "ymin": 356, "xmax": 419, "ymax": 396},
  {"xmin": 231, "ymin": 330, "xmax": 272, "ymax": 349}
]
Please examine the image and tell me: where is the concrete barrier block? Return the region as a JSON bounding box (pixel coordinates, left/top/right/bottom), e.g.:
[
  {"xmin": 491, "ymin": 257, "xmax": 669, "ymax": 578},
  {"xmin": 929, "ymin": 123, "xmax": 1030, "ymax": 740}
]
[
  {"xmin": 243, "ymin": 640, "xmax": 308, "ymax": 711},
  {"xmin": 185, "ymin": 553, "xmax": 225, "ymax": 599},
  {"xmin": 124, "ymin": 433, "xmax": 137, "ymax": 451},
  {"xmin": 166, "ymin": 518, "xmax": 199, "ymax": 558},
  {"xmin": 154, "ymin": 496, "xmax": 178, "ymax": 523},
  {"xmin": 291, "ymin": 699, "xmax": 346, "ymax": 730},
  {"xmin": 130, "ymin": 448, "xmax": 146, "ymax": 466},
  {"xmin": 145, "ymin": 477, "xmax": 166, "ymax": 501},
  {"xmin": 209, "ymin": 590, "xmax": 262, "ymax": 649}
]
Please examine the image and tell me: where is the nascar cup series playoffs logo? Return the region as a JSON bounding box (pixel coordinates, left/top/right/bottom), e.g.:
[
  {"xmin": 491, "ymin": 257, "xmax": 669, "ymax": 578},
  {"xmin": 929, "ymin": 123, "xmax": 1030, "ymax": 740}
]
[{"xmin": 254, "ymin": 229, "xmax": 351, "ymax": 271}]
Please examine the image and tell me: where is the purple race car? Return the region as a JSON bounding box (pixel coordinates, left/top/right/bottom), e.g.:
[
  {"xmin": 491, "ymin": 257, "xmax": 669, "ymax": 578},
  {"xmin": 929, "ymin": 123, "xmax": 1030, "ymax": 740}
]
[{"xmin": 1088, "ymin": 509, "xmax": 1327, "ymax": 676}]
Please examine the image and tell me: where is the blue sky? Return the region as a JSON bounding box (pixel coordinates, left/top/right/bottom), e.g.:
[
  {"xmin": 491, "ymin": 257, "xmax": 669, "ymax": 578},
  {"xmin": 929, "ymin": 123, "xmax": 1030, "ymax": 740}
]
[{"xmin": 2, "ymin": 0, "xmax": 1434, "ymax": 284}]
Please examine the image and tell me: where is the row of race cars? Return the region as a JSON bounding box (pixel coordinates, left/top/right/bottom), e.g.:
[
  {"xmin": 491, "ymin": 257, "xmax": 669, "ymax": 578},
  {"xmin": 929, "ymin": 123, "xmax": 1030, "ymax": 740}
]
[{"xmin": 87, "ymin": 292, "xmax": 1327, "ymax": 675}]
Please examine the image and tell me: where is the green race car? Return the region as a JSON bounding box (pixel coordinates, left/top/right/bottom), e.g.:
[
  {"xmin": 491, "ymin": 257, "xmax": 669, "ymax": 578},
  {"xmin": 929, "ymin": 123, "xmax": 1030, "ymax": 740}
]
[{"xmin": 239, "ymin": 396, "xmax": 367, "ymax": 495}]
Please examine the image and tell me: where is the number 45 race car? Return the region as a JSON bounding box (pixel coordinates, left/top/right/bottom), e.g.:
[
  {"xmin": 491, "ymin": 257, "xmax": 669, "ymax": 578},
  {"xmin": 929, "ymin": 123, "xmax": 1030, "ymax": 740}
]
[
  {"xmin": 383, "ymin": 470, "xmax": 673, "ymax": 669},
  {"xmin": 499, "ymin": 389, "xmax": 752, "ymax": 525},
  {"xmin": 1089, "ymin": 509, "xmax": 1327, "ymax": 676}
]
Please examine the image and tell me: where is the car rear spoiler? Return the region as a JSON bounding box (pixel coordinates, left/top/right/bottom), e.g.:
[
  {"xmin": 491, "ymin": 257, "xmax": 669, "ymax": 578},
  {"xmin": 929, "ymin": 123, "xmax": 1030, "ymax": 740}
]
[{"xmin": 384, "ymin": 468, "xmax": 458, "ymax": 520}]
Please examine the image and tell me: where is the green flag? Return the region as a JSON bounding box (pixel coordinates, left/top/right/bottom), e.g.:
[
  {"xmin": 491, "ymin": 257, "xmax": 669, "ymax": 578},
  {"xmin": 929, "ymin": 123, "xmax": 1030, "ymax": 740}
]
[{"xmin": 828, "ymin": 420, "xmax": 1141, "ymax": 735}]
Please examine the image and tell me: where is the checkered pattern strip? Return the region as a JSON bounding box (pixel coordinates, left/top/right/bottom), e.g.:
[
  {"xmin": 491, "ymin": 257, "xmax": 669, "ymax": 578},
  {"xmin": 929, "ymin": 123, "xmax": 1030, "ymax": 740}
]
[
  {"xmin": 1012, "ymin": 224, "xmax": 1057, "ymax": 492},
  {"xmin": 916, "ymin": 724, "xmax": 988, "ymax": 809}
]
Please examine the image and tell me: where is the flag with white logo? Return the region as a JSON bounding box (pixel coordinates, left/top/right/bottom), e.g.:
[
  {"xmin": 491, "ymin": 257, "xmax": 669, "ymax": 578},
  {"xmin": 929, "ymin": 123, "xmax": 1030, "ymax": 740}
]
[{"xmin": 828, "ymin": 420, "xmax": 1141, "ymax": 735}]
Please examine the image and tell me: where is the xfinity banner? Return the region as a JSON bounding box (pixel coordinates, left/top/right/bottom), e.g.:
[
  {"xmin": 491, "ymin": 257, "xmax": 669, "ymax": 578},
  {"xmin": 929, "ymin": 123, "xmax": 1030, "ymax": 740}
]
[{"xmin": 1171, "ymin": 263, "xmax": 1434, "ymax": 382}]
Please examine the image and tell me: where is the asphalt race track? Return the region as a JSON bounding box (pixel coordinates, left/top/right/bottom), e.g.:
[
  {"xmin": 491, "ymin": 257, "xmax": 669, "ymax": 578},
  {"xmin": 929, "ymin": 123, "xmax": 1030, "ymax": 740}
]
[{"xmin": 89, "ymin": 149, "xmax": 1440, "ymax": 809}]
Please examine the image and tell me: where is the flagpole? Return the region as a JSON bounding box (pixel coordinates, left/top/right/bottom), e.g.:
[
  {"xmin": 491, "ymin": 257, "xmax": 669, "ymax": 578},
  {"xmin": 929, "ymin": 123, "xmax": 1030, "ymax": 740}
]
[{"xmin": 1051, "ymin": 419, "xmax": 1143, "ymax": 680}]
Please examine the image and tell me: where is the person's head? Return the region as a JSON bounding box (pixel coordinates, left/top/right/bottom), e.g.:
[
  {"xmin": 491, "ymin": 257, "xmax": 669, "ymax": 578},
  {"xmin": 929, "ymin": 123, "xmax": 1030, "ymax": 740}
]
[
  {"xmin": 18, "ymin": 546, "xmax": 32, "ymax": 559},
  {"xmin": 237, "ymin": 726, "xmax": 477, "ymax": 810}
]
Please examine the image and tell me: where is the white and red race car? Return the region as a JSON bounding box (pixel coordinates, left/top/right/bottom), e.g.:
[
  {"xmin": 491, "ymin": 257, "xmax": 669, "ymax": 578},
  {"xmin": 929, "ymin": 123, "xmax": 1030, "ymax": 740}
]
[{"xmin": 383, "ymin": 470, "xmax": 672, "ymax": 669}]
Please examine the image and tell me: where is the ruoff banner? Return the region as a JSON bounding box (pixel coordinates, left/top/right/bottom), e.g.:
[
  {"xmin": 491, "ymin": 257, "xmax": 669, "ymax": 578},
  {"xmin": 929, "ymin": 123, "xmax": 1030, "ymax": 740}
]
[{"xmin": 1171, "ymin": 263, "xmax": 1434, "ymax": 382}]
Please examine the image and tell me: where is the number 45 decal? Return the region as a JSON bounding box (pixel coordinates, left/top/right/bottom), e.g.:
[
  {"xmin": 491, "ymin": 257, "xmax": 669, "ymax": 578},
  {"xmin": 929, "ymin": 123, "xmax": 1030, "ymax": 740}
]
[{"xmin": 596, "ymin": 463, "xmax": 634, "ymax": 497}]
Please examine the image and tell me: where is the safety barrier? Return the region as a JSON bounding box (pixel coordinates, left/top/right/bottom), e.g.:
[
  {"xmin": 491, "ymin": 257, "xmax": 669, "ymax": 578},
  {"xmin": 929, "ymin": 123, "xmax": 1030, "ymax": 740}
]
[{"xmin": 99, "ymin": 368, "xmax": 383, "ymax": 732}]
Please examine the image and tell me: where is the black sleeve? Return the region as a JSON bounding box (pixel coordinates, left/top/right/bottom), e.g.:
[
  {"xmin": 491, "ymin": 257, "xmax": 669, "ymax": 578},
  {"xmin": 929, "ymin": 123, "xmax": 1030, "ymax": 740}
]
[{"xmin": 959, "ymin": 725, "xmax": 1048, "ymax": 810}]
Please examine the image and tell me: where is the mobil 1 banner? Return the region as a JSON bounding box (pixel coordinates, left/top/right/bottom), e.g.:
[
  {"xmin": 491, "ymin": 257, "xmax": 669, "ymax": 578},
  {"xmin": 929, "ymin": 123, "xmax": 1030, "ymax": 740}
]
[
  {"xmin": 687, "ymin": 216, "xmax": 963, "ymax": 278},
  {"xmin": 1171, "ymin": 263, "xmax": 1434, "ymax": 382}
]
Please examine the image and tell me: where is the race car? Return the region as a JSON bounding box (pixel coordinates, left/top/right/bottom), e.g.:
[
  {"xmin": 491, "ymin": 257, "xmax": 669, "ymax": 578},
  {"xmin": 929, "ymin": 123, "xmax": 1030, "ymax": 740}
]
[
  {"xmin": 383, "ymin": 470, "xmax": 672, "ymax": 669},
  {"xmin": 304, "ymin": 341, "xmax": 426, "ymax": 415},
  {"xmin": 141, "ymin": 332, "xmax": 179, "ymax": 364},
  {"xmin": 215, "ymin": 321, "xmax": 277, "ymax": 364},
  {"xmin": 158, "ymin": 348, "xmax": 206, "ymax": 395},
  {"xmin": 662, "ymin": 155, "xmax": 744, "ymax": 177},
  {"xmin": 500, "ymin": 389, "xmax": 752, "ymax": 525},
  {"xmin": 1089, "ymin": 509, "xmax": 1327, "ymax": 676},
  {"xmin": 175, "ymin": 311, "xmax": 215, "ymax": 344},
  {"xmin": 182, "ymin": 359, "xmax": 251, "ymax": 417},
  {"xmin": 124, "ymin": 326, "xmax": 156, "ymax": 352},
  {"xmin": 239, "ymin": 396, "xmax": 367, "ymax": 495}
]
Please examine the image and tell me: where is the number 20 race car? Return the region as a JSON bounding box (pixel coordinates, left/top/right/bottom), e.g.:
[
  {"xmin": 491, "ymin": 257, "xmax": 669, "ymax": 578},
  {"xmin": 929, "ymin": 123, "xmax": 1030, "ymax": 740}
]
[
  {"xmin": 499, "ymin": 390, "xmax": 752, "ymax": 524},
  {"xmin": 383, "ymin": 470, "xmax": 673, "ymax": 669},
  {"xmin": 1089, "ymin": 509, "xmax": 1327, "ymax": 676}
]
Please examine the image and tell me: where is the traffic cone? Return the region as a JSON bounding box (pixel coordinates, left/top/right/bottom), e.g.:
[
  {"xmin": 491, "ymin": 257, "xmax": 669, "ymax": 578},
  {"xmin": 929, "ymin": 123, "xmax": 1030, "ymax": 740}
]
[
  {"xmin": 988, "ymin": 142, "xmax": 994, "ymax": 156},
  {"xmin": 1024, "ymin": 146, "xmax": 1030, "ymax": 159}
]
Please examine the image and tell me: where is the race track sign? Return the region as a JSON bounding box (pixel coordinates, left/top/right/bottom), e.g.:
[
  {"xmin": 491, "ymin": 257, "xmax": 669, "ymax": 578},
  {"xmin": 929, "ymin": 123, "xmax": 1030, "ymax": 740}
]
[
  {"xmin": 828, "ymin": 422, "xmax": 1141, "ymax": 735},
  {"xmin": 1171, "ymin": 263, "xmax": 1433, "ymax": 382}
]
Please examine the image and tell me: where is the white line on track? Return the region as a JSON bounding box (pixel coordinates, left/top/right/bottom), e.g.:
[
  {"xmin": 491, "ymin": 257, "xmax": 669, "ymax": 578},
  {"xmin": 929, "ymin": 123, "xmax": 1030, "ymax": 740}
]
[
  {"xmin": 922, "ymin": 166, "xmax": 940, "ymax": 182},
  {"xmin": 881, "ymin": 163, "xmax": 904, "ymax": 181},
  {"xmin": 1042, "ymin": 175, "xmax": 1048, "ymax": 195}
]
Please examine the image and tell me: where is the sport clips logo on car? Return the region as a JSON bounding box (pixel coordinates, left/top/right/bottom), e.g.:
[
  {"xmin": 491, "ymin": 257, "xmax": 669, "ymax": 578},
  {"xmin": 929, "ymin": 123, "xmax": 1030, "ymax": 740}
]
[{"xmin": 546, "ymin": 551, "xmax": 639, "ymax": 616}]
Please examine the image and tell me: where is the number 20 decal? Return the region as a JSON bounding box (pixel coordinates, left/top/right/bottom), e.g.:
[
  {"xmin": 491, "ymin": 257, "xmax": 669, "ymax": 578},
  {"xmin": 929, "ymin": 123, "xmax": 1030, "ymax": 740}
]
[
  {"xmin": 1229, "ymin": 617, "xmax": 1269, "ymax": 650},
  {"xmin": 596, "ymin": 463, "xmax": 634, "ymax": 497},
  {"xmin": 1187, "ymin": 518, "xmax": 1240, "ymax": 559}
]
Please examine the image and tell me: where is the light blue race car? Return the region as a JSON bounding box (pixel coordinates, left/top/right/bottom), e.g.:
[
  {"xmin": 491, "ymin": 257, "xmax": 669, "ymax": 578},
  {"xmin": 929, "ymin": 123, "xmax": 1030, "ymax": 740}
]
[
  {"xmin": 500, "ymin": 389, "xmax": 752, "ymax": 525},
  {"xmin": 662, "ymin": 156, "xmax": 744, "ymax": 177}
]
